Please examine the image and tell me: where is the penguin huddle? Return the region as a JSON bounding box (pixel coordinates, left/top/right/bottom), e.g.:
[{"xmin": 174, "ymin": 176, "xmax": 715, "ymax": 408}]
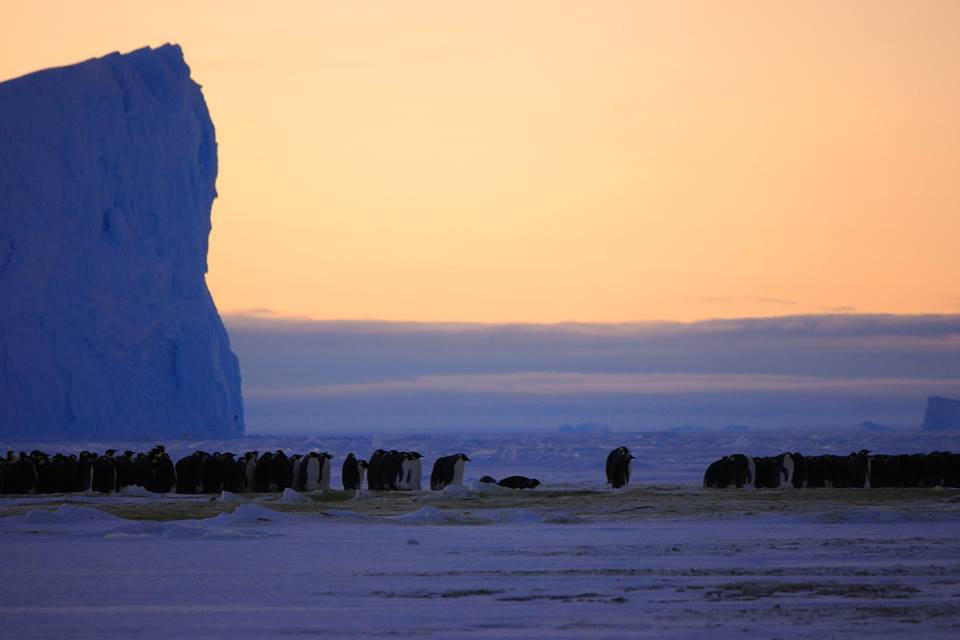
[
  {"xmin": 2, "ymin": 445, "xmax": 644, "ymax": 495},
  {"xmin": 704, "ymin": 450, "xmax": 960, "ymax": 489},
  {"xmin": 1, "ymin": 447, "xmax": 174, "ymax": 494},
  {"xmin": 366, "ymin": 450, "xmax": 424, "ymax": 490}
]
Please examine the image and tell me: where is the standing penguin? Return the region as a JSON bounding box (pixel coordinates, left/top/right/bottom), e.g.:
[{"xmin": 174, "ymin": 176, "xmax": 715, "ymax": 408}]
[
  {"xmin": 403, "ymin": 452, "xmax": 424, "ymax": 490},
  {"xmin": 92, "ymin": 450, "xmax": 118, "ymax": 494},
  {"xmin": 175, "ymin": 452, "xmax": 205, "ymax": 494},
  {"xmin": 384, "ymin": 450, "xmax": 403, "ymax": 490},
  {"xmin": 430, "ymin": 453, "xmax": 470, "ymax": 490},
  {"xmin": 367, "ymin": 450, "xmax": 386, "ymax": 490},
  {"xmin": 219, "ymin": 453, "xmax": 242, "ymax": 493},
  {"xmin": 75, "ymin": 451, "xmax": 95, "ymax": 493},
  {"xmin": 300, "ymin": 452, "xmax": 324, "ymax": 491},
  {"xmin": 240, "ymin": 452, "xmax": 259, "ymax": 492},
  {"xmin": 202, "ymin": 452, "xmax": 224, "ymax": 493},
  {"xmin": 134, "ymin": 453, "xmax": 154, "ymax": 490},
  {"xmin": 115, "ymin": 451, "xmax": 137, "ymax": 491},
  {"xmin": 605, "ymin": 447, "xmax": 634, "ymax": 489},
  {"xmin": 319, "ymin": 452, "xmax": 333, "ymax": 490},
  {"xmin": 290, "ymin": 455, "xmax": 305, "ymax": 491},
  {"xmin": 269, "ymin": 451, "xmax": 293, "ymax": 492},
  {"xmin": 152, "ymin": 448, "xmax": 176, "ymax": 493},
  {"xmin": 342, "ymin": 453, "xmax": 368, "ymax": 490}
]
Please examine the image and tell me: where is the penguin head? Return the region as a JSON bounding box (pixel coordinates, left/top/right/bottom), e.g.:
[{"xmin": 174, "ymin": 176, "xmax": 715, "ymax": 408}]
[
  {"xmin": 531, "ymin": 479, "xmax": 541, "ymax": 487},
  {"xmin": 410, "ymin": 452, "xmax": 423, "ymax": 459},
  {"xmin": 358, "ymin": 460, "xmax": 369, "ymax": 469},
  {"xmin": 459, "ymin": 454, "xmax": 471, "ymax": 462},
  {"xmin": 322, "ymin": 452, "xmax": 333, "ymax": 459}
]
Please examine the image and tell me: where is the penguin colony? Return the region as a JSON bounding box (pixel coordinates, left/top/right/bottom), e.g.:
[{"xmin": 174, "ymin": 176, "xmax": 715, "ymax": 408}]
[
  {"xmin": 0, "ymin": 447, "xmax": 471, "ymax": 495},
  {"xmin": 703, "ymin": 450, "xmax": 960, "ymax": 488},
  {"xmin": 4, "ymin": 446, "xmax": 956, "ymax": 495}
]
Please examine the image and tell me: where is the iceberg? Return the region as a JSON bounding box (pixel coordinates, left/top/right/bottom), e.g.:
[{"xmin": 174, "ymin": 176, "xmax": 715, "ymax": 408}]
[{"xmin": 0, "ymin": 45, "xmax": 243, "ymax": 437}]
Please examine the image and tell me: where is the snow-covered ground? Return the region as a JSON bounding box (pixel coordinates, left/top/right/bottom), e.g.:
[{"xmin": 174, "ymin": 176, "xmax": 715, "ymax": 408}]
[{"xmin": 3, "ymin": 430, "xmax": 960, "ymax": 638}]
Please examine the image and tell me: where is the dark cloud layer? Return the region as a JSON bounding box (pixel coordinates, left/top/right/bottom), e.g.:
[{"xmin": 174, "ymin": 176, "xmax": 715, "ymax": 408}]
[{"xmin": 224, "ymin": 314, "xmax": 960, "ymax": 433}]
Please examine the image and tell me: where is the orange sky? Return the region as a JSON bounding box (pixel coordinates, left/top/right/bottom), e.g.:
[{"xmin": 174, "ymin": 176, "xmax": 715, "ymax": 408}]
[{"xmin": 2, "ymin": 1, "xmax": 958, "ymax": 323}]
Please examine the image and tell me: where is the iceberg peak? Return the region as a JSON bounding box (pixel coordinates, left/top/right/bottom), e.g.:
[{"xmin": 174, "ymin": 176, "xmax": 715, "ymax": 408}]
[{"xmin": 0, "ymin": 46, "xmax": 244, "ymax": 437}]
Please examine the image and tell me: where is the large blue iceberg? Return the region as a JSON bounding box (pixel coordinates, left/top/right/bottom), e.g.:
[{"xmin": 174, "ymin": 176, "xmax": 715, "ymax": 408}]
[{"xmin": 0, "ymin": 45, "xmax": 244, "ymax": 437}]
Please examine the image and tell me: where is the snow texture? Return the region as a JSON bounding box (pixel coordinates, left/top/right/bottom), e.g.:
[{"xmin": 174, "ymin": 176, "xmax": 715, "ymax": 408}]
[
  {"xmin": 2, "ymin": 431, "xmax": 960, "ymax": 637},
  {"xmin": 0, "ymin": 45, "xmax": 243, "ymax": 437}
]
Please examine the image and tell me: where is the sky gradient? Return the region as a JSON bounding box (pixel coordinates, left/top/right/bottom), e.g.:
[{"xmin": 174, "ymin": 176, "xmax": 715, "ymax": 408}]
[{"xmin": 2, "ymin": 1, "xmax": 958, "ymax": 323}]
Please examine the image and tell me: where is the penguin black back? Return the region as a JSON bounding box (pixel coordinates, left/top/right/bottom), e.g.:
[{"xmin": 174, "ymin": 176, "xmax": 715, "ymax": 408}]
[
  {"xmin": 342, "ymin": 453, "xmax": 361, "ymax": 490},
  {"xmin": 606, "ymin": 447, "xmax": 634, "ymax": 489},
  {"xmin": 92, "ymin": 452, "xmax": 117, "ymax": 494}
]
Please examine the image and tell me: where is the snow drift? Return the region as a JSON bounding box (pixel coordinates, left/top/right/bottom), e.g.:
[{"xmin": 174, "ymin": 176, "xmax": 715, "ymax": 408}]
[{"xmin": 0, "ymin": 45, "xmax": 243, "ymax": 437}]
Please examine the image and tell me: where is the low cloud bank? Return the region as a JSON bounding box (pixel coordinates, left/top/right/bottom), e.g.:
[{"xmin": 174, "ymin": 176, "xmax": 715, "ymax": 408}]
[{"xmin": 224, "ymin": 314, "xmax": 960, "ymax": 433}]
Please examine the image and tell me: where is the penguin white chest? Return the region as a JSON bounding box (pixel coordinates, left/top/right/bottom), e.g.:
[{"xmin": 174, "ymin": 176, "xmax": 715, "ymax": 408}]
[
  {"xmin": 746, "ymin": 456, "xmax": 757, "ymax": 489},
  {"xmin": 320, "ymin": 459, "xmax": 331, "ymax": 490},
  {"xmin": 412, "ymin": 459, "xmax": 422, "ymax": 490},
  {"xmin": 781, "ymin": 455, "xmax": 795, "ymax": 488},
  {"xmin": 244, "ymin": 462, "xmax": 256, "ymax": 491},
  {"xmin": 452, "ymin": 459, "xmax": 465, "ymax": 485}
]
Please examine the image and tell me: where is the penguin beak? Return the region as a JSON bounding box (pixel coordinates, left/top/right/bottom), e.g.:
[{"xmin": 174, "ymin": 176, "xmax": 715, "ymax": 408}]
[{"xmin": 462, "ymin": 455, "xmax": 471, "ymax": 462}]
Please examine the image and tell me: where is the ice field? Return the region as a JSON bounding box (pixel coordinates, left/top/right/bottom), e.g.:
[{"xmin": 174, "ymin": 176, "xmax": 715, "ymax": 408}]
[{"xmin": 2, "ymin": 430, "xmax": 960, "ymax": 638}]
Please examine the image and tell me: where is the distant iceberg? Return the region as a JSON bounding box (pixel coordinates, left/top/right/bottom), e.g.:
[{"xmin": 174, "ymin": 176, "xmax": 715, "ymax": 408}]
[
  {"xmin": 0, "ymin": 45, "xmax": 244, "ymax": 437},
  {"xmin": 558, "ymin": 421, "xmax": 611, "ymax": 434}
]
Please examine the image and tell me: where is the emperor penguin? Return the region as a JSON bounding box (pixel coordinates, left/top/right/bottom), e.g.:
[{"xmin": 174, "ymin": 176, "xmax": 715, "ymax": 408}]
[
  {"xmin": 779, "ymin": 452, "xmax": 796, "ymax": 488},
  {"xmin": 300, "ymin": 452, "xmax": 323, "ymax": 491},
  {"xmin": 340, "ymin": 453, "xmax": 373, "ymax": 491},
  {"xmin": 398, "ymin": 454, "xmax": 413, "ymax": 490},
  {"xmin": 175, "ymin": 452, "xmax": 205, "ymax": 494},
  {"xmin": 291, "ymin": 455, "xmax": 305, "ymax": 491},
  {"xmin": 92, "ymin": 450, "xmax": 118, "ymax": 494},
  {"xmin": 605, "ymin": 447, "xmax": 634, "ymax": 489},
  {"xmin": 241, "ymin": 452, "xmax": 259, "ymax": 492},
  {"xmin": 116, "ymin": 451, "xmax": 136, "ymax": 491},
  {"xmin": 497, "ymin": 476, "xmax": 540, "ymax": 489},
  {"xmin": 408, "ymin": 452, "xmax": 423, "ymax": 490},
  {"xmin": 430, "ymin": 453, "xmax": 471, "ymax": 490},
  {"xmin": 342, "ymin": 453, "xmax": 361, "ymax": 490},
  {"xmin": 367, "ymin": 450, "xmax": 386, "ymax": 490},
  {"xmin": 76, "ymin": 451, "xmax": 95, "ymax": 493},
  {"xmin": 153, "ymin": 449, "xmax": 176, "ymax": 494}
]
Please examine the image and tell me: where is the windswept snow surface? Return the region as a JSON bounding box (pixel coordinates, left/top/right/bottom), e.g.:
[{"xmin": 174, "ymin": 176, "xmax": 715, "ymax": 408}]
[{"xmin": 2, "ymin": 430, "xmax": 960, "ymax": 638}]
